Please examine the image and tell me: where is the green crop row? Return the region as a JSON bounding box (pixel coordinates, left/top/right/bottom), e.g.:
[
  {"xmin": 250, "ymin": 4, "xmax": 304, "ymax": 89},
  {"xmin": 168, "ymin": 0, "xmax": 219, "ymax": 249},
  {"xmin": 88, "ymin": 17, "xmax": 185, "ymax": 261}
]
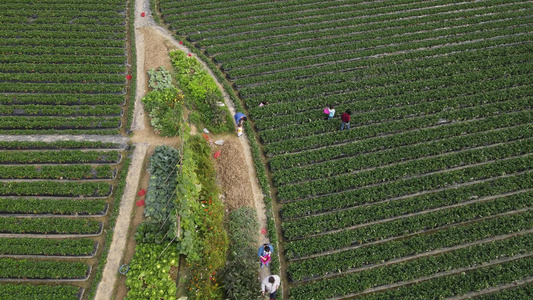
[
  {"xmin": 219, "ymin": 11, "xmax": 531, "ymax": 68},
  {"xmin": 0, "ymin": 116, "xmax": 120, "ymax": 130},
  {"xmin": 290, "ymin": 234, "xmax": 533, "ymax": 300},
  {"xmin": 271, "ymin": 119, "xmax": 530, "ymax": 173},
  {"xmin": 0, "ymin": 284, "xmax": 80, "ymax": 300},
  {"xmin": 0, "ymin": 105, "xmax": 122, "ymax": 117},
  {"xmin": 260, "ymin": 91, "xmax": 530, "ymax": 145},
  {"xmin": 0, "ymin": 140, "xmax": 119, "ymax": 150},
  {"xmin": 0, "ymin": 30, "xmax": 125, "ymax": 41},
  {"xmin": 359, "ymin": 257, "xmax": 533, "ymax": 300},
  {"xmin": 0, "ymin": 15, "xmax": 124, "ymax": 26},
  {"xmin": 186, "ymin": 0, "xmax": 480, "ymax": 41},
  {"xmin": 277, "ymin": 136, "xmax": 531, "ymax": 201},
  {"xmin": 0, "ymin": 165, "xmax": 114, "ymax": 180},
  {"xmin": 0, "ymin": 150, "xmax": 120, "ymax": 164},
  {"xmin": 240, "ymin": 45, "xmax": 531, "ymax": 100},
  {"xmin": 0, "ymin": 82, "xmax": 124, "ymax": 94},
  {"xmin": 472, "ymin": 284, "xmax": 533, "ymax": 299},
  {"xmin": 2, "ymin": 6, "xmax": 123, "ymax": 16},
  {"xmin": 0, "ymin": 198, "xmax": 107, "ymax": 215},
  {"xmin": 232, "ymin": 36, "xmax": 531, "ymax": 86},
  {"xmin": 0, "ymin": 182, "xmax": 111, "ymax": 197},
  {"xmin": 287, "ymin": 209, "xmax": 533, "ymax": 282},
  {"xmin": 0, "ymin": 63, "xmax": 125, "ymax": 74},
  {"xmin": 0, "ymin": 238, "xmax": 96, "ymax": 256},
  {"xmin": 0, "ymin": 258, "xmax": 88, "ymax": 279},
  {"xmin": 0, "ymin": 94, "xmax": 125, "ymax": 105},
  {"xmin": 0, "ymin": 45, "xmax": 125, "ymax": 56},
  {"xmin": 0, "ymin": 73, "xmax": 124, "ymax": 84},
  {"xmin": 285, "ymin": 191, "xmax": 532, "ymax": 258},
  {"xmin": 265, "ymin": 108, "xmax": 531, "ymax": 157},
  {"xmin": 253, "ymin": 77, "xmax": 531, "ymax": 132},
  {"xmin": 3, "ymin": 23, "xmax": 125, "ymax": 34},
  {"xmin": 0, "ymin": 217, "xmax": 101, "ymax": 234},
  {"xmin": 290, "ymin": 235, "xmax": 533, "ymax": 299},
  {"xmin": 203, "ymin": 3, "xmax": 530, "ymax": 54},
  {"xmin": 0, "ymin": 37, "xmax": 124, "ymax": 48},
  {"xmin": 282, "ymin": 172, "xmax": 532, "ymax": 239},
  {"xmin": 0, "ymin": 54, "xmax": 125, "ymax": 65},
  {"xmin": 274, "ymin": 124, "xmax": 531, "ymax": 185}
]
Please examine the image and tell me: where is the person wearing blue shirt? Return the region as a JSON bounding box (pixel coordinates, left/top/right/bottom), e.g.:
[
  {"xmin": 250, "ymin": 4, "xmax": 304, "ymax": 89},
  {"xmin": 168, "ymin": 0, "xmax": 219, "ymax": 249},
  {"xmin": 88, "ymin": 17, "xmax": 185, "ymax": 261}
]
[
  {"xmin": 234, "ymin": 112, "xmax": 247, "ymax": 125},
  {"xmin": 258, "ymin": 243, "xmax": 273, "ymax": 268}
]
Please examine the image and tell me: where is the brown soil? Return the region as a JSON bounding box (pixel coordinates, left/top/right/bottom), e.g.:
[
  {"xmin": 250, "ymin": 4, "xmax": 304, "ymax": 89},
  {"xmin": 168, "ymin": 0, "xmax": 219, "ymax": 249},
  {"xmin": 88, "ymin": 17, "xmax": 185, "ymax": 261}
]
[{"xmin": 213, "ymin": 134, "xmax": 255, "ymax": 210}]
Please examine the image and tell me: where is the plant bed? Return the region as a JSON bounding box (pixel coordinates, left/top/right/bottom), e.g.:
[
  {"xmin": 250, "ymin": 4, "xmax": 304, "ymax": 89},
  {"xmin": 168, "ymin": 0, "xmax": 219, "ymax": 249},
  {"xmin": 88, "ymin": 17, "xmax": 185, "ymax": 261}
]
[
  {"xmin": 0, "ymin": 258, "xmax": 89, "ymax": 279},
  {"xmin": 0, "ymin": 182, "xmax": 112, "ymax": 197},
  {"xmin": 0, "ymin": 238, "xmax": 97, "ymax": 256},
  {"xmin": 0, "ymin": 217, "xmax": 102, "ymax": 235}
]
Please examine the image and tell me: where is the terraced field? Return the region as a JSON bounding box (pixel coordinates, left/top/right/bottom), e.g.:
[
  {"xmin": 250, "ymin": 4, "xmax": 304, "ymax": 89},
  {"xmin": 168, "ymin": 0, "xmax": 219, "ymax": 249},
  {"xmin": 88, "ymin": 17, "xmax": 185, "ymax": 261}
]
[
  {"xmin": 0, "ymin": 0, "xmax": 131, "ymax": 299},
  {"xmin": 158, "ymin": 0, "xmax": 533, "ymax": 298}
]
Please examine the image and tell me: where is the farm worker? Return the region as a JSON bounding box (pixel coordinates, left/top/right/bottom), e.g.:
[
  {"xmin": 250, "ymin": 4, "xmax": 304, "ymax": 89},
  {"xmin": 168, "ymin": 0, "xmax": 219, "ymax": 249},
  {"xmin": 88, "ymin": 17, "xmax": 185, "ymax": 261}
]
[
  {"xmin": 237, "ymin": 123, "xmax": 244, "ymax": 137},
  {"xmin": 234, "ymin": 112, "xmax": 247, "ymax": 125},
  {"xmin": 326, "ymin": 105, "xmax": 335, "ymax": 120},
  {"xmin": 341, "ymin": 109, "xmax": 351, "ymax": 130},
  {"xmin": 261, "ymin": 275, "xmax": 281, "ymax": 300},
  {"xmin": 258, "ymin": 243, "xmax": 273, "ymax": 268},
  {"xmin": 259, "ymin": 101, "xmax": 269, "ymax": 107}
]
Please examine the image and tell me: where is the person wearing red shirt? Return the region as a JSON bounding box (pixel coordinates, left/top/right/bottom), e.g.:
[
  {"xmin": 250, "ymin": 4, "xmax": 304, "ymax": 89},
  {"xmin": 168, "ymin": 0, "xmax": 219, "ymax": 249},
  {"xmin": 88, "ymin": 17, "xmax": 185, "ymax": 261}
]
[{"xmin": 341, "ymin": 109, "xmax": 351, "ymax": 130}]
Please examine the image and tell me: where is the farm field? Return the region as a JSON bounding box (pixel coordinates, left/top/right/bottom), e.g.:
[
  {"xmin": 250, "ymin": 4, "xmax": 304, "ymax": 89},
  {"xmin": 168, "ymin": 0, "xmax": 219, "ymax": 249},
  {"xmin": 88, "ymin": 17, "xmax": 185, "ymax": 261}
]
[
  {"xmin": 0, "ymin": 0, "xmax": 128, "ymax": 135},
  {"xmin": 0, "ymin": 0, "xmax": 131, "ymax": 299},
  {"xmin": 158, "ymin": 0, "xmax": 533, "ymax": 298}
]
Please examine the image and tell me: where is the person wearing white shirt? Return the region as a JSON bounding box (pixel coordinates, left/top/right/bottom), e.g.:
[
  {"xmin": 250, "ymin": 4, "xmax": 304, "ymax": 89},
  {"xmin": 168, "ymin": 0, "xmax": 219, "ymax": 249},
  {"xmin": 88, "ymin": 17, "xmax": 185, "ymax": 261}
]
[{"xmin": 261, "ymin": 275, "xmax": 281, "ymax": 300}]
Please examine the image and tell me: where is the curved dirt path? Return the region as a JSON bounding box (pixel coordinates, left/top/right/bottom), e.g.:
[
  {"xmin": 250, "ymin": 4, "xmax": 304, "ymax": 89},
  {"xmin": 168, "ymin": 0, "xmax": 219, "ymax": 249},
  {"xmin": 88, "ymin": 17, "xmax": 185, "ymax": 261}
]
[{"xmin": 95, "ymin": 0, "xmax": 271, "ymax": 298}]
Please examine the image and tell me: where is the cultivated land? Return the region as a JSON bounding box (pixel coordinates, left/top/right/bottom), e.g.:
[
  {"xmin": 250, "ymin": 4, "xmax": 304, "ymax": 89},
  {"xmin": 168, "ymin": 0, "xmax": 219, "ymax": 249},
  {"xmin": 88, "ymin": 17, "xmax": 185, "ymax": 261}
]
[
  {"xmin": 0, "ymin": 0, "xmax": 131, "ymax": 298},
  {"xmin": 157, "ymin": 0, "xmax": 533, "ymax": 298}
]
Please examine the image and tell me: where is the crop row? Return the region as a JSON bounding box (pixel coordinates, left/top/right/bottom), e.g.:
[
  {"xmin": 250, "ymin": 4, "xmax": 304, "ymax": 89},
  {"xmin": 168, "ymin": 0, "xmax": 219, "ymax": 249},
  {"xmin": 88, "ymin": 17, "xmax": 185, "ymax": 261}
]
[
  {"xmin": 0, "ymin": 217, "xmax": 101, "ymax": 235},
  {"xmin": 473, "ymin": 284, "xmax": 533, "ymax": 300},
  {"xmin": 289, "ymin": 234, "xmax": 533, "ymax": 299},
  {"xmin": 358, "ymin": 256, "xmax": 533, "ymax": 300},
  {"xmin": 0, "ymin": 258, "xmax": 88, "ymax": 279},
  {"xmin": 0, "ymin": 15, "xmax": 124, "ymax": 26},
  {"xmin": 170, "ymin": 0, "xmax": 510, "ymax": 32},
  {"xmin": 0, "ymin": 150, "xmax": 121, "ymax": 164},
  {"xmin": 284, "ymin": 190, "xmax": 532, "ymax": 258},
  {"xmin": 282, "ymin": 172, "xmax": 532, "ymax": 239},
  {"xmin": 1, "ymin": 30, "xmax": 125, "ymax": 41},
  {"xmin": 0, "ymin": 165, "xmax": 114, "ymax": 180},
  {"xmin": 260, "ymin": 91, "xmax": 530, "ymax": 145},
  {"xmin": 273, "ymin": 124, "xmax": 531, "ymax": 185},
  {"xmin": 287, "ymin": 209, "xmax": 533, "ymax": 282},
  {"xmin": 0, "ymin": 116, "xmax": 121, "ymax": 130},
  {"xmin": 270, "ymin": 118, "xmax": 531, "ymax": 173},
  {"xmin": 232, "ymin": 36, "xmax": 531, "ymax": 86},
  {"xmin": 240, "ymin": 44, "xmax": 531, "ymax": 99},
  {"xmin": 0, "ymin": 54, "xmax": 125, "ymax": 65},
  {"xmin": 264, "ymin": 108, "xmax": 531, "ymax": 157},
  {"xmin": 0, "ymin": 284, "xmax": 80, "ymax": 300},
  {"xmin": 0, "ymin": 63, "xmax": 124, "ymax": 74},
  {"xmin": 186, "ymin": 0, "xmax": 493, "ymax": 40},
  {"xmin": 0, "ymin": 37, "xmax": 125, "ymax": 48},
  {"xmin": 3, "ymin": 23, "xmax": 125, "ymax": 34},
  {"xmin": 0, "ymin": 141, "xmax": 120, "ymax": 150},
  {"xmin": 0, "ymin": 45, "xmax": 125, "ymax": 57},
  {"xmin": 0, "ymin": 82, "xmax": 124, "ymax": 94},
  {"xmin": 251, "ymin": 74, "xmax": 531, "ymax": 131},
  {"xmin": 208, "ymin": 10, "xmax": 530, "ymax": 64},
  {"xmin": 0, "ymin": 182, "xmax": 111, "ymax": 197},
  {"xmin": 281, "ymin": 159, "xmax": 531, "ymax": 223},
  {"xmin": 0, "ymin": 94, "xmax": 125, "ymax": 106},
  {"xmin": 0, "ymin": 105, "xmax": 122, "ymax": 117},
  {"xmin": 0, "ymin": 198, "xmax": 107, "ymax": 215},
  {"xmin": 2, "ymin": 9, "xmax": 123, "ymax": 19},
  {"xmin": 203, "ymin": 4, "xmax": 531, "ymax": 54},
  {"xmin": 0, "ymin": 73, "xmax": 125, "ymax": 84},
  {"xmin": 278, "ymin": 139, "xmax": 531, "ymax": 201},
  {"xmin": 0, "ymin": 238, "xmax": 96, "ymax": 256},
  {"xmin": 226, "ymin": 26, "xmax": 532, "ymax": 79}
]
